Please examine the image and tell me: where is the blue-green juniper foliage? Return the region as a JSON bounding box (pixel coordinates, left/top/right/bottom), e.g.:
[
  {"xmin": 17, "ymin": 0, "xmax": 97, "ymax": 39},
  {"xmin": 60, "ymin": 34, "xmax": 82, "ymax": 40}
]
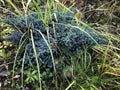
[{"xmin": 2, "ymin": 11, "xmax": 108, "ymax": 67}]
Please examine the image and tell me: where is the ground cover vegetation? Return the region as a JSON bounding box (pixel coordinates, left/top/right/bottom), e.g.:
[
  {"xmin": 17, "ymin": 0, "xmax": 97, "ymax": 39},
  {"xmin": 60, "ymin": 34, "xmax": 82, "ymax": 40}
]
[{"xmin": 0, "ymin": 0, "xmax": 120, "ymax": 90}]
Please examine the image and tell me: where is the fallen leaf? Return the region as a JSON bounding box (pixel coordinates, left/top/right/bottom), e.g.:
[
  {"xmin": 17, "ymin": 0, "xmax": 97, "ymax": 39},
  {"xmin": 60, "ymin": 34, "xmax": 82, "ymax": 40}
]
[
  {"xmin": 13, "ymin": 75, "xmax": 20, "ymax": 79},
  {"xmin": 0, "ymin": 82, "xmax": 1, "ymax": 88}
]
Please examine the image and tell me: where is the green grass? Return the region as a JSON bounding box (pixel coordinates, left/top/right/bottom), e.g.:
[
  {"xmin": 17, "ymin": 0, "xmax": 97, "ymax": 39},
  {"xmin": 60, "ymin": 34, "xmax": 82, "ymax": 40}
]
[{"xmin": 0, "ymin": 0, "xmax": 120, "ymax": 90}]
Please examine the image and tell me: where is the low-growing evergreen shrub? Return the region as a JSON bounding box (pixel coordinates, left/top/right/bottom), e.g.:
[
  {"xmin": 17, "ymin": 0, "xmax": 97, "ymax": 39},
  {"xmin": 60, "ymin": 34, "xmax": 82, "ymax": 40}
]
[{"xmin": 2, "ymin": 11, "xmax": 108, "ymax": 67}]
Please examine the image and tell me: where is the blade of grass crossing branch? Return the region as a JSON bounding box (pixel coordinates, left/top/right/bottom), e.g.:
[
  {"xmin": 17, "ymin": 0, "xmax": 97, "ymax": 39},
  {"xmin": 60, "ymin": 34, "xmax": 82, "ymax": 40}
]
[
  {"xmin": 12, "ymin": 39, "xmax": 27, "ymax": 87},
  {"xmin": 36, "ymin": 30, "xmax": 58, "ymax": 89},
  {"xmin": 21, "ymin": 48, "xmax": 27, "ymax": 90},
  {"xmin": 56, "ymin": 23, "xmax": 99, "ymax": 45},
  {"xmin": 30, "ymin": 29, "xmax": 42, "ymax": 90},
  {"xmin": 36, "ymin": 30, "xmax": 56, "ymax": 73}
]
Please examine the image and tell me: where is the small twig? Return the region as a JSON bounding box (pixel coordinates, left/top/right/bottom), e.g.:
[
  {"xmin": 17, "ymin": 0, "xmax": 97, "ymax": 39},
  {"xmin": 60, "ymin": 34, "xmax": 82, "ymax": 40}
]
[{"xmin": 0, "ymin": 61, "xmax": 14, "ymax": 68}]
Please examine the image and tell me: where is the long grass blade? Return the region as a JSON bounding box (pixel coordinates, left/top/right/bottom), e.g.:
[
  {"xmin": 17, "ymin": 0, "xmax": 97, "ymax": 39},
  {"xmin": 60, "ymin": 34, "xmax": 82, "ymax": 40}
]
[
  {"xmin": 7, "ymin": 0, "xmax": 22, "ymax": 16},
  {"xmin": 65, "ymin": 80, "xmax": 76, "ymax": 90},
  {"xmin": 30, "ymin": 29, "xmax": 42, "ymax": 90}
]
